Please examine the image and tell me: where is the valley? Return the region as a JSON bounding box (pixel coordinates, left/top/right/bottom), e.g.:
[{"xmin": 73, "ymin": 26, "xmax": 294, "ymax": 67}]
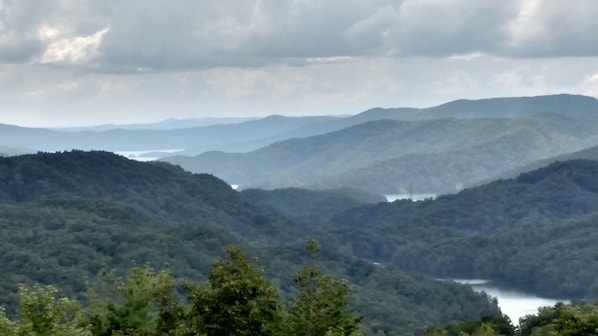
[{"xmin": 2, "ymin": 94, "xmax": 598, "ymax": 335}]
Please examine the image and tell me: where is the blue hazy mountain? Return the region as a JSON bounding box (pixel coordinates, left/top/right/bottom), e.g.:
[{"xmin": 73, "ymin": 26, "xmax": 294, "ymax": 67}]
[
  {"xmin": 1, "ymin": 94, "xmax": 596, "ymax": 156},
  {"xmin": 164, "ymin": 113, "xmax": 598, "ymax": 194}
]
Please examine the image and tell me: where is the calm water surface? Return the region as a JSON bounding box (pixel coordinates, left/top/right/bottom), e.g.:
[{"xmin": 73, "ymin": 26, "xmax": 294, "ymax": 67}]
[
  {"xmin": 115, "ymin": 149, "xmax": 183, "ymax": 161},
  {"xmin": 453, "ymin": 279, "xmax": 569, "ymax": 324}
]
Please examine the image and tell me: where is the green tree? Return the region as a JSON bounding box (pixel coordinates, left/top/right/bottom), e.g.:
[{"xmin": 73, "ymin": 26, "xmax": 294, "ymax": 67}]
[
  {"xmin": 472, "ymin": 323, "xmax": 498, "ymax": 336},
  {"xmin": 553, "ymin": 304, "xmax": 598, "ymax": 336},
  {"xmin": 84, "ymin": 266, "xmax": 184, "ymax": 336},
  {"xmin": 0, "ymin": 308, "xmax": 15, "ymax": 336},
  {"xmin": 185, "ymin": 246, "xmax": 280, "ymax": 336},
  {"xmin": 518, "ymin": 303, "xmax": 565, "ymax": 336},
  {"xmin": 4, "ymin": 284, "xmax": 91, "ymax": 336},
  {"xmin": 280, "ymin": 239, "xmax": 363, "ymax": 336},
  {"xmin": 426, "ymin": 326, "xmax": 449, "ymax": 336}
]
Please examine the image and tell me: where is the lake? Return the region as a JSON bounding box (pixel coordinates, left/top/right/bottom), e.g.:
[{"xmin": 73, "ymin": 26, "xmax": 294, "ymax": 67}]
[
  {"xmin": 452, "ymin": 279, "xmax": 569, "ymax": 324},
  {"xmin": 114, "ymin": 149, "xmax": 183, "ymax": 161}
]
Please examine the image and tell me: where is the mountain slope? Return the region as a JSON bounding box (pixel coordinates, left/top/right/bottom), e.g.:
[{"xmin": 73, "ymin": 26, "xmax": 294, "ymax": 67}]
[
  {"xmin": 357, "ymin": 94, "xmax": 598, "ymax": 121},
  {"xmin": 206, "ymin": 94, "xmax": 598, "ymax": 156},
  {"xmin": 165, "ymin": 115, "xmax": 598, "ymax": 194},
  {"xmin": 487, "ymin": 145, "xmax": 598, "ymax": 183},
  {"xmin": 0, "ymin": 150, "xmax": 298, "ymax": 243},
  {"xmin": 0, "ymin": 151, "xmax": 502, "ymax": 334},
  {"xmin": 240, "ymin": 187, "xmax": 385, "ymax": 226},
  {"xmin": 325, "ymin": 159, "xmax": 598, "ymax": 298}
]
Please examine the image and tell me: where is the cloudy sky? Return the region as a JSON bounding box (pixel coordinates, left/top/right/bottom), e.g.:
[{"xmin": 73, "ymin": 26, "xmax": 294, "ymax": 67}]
[{"xmin": 1, "ymin": 0, "xmax": 598, "ymax": 127}]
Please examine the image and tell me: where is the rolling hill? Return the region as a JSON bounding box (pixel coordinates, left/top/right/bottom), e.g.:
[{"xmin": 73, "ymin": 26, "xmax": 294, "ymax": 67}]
[
  {"xmin": 360, "ymin": 94, "xmax": 598, "ymax": 121},
  {"xmin": 0, "ymin": 115, "xmax": 341, "ymax": 153},
  {"xmin": 164, "ymin": 114, "xmax": 598, "ymax": 194},
  {"xmin": 240, "ymin": 187, "xmax": 385, "ymax": 226},
  {"xmin": 2, "ymin": 94, "xmax": 596, "ymax": 158},
  {"xmin": 0, "ymin": 151, "xmax": 502, "ymax": 335},
  {"xmin": 486, "ymin": 145, "xmax": 598, "ymax": 183},
  {"xmin": 324, "ymin": 159, "xmax": 598, "ymax": 299}
]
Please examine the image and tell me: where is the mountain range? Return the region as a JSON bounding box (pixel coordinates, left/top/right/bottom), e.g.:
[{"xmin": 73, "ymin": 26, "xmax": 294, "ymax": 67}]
[
  {"xmin": 1, "ymin": 94, "xmax": 596, "ymax": 155},
  {"xmin": 165, "ymin": 113, "xmax": 598, "ymax": 194},
  {"xmin": 2, "ymin": 93, "xmax": 598, "ymax": 334},
  {"xmin": 0, "ymin": 151, "xmax": 501, "ymax": 335},
  {"xmin": 324, "ymin": 159, "xmax": 598, "ymax": 299}
]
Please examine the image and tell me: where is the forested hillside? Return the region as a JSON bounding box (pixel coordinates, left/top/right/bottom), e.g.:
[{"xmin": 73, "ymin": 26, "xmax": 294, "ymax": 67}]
[
  {"xmin": 0, "ymin": 243, "xmax": 367, "ymax": 336},
  {"xmin": 165, "ymin": 114, "xmax": 598, "ymax": 194},
  {"xmin": 0, "ymin": 151, "xmax": 502, "ymax": 335},
  {"xmin": 326, "ymin": 159, "xmax": 598, "ymax": 299},
  {"xmin": 0, "ymin": 146, "xmax": 33, "ymax": 157},
  {"xmin": 240, "ymin": 187, "xmax": 384, "ymax": 226},
  {"xmin": 488, "ymin": 145, "xmax": 598, "ymax": 183},
  {"xmin": 0, "ymin": 150, "xmax": 299, "ymax": 243},
  {"xmin": 427, "ymin": 300, "xmax": 598, "ymax": 336}
]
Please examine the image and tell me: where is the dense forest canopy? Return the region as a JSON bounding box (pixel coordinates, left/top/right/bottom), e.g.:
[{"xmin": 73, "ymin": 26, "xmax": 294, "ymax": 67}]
[
  {"xmin": 325, "ymin": 159, "xmax": 598, "ymax": 299},
  {"xmin": 0, "ymin": 151, "xmax": 503, "ymax": 335},
  {"xmin": 0, "ymin": 243, "xmax": 363, "ymax": 336}
]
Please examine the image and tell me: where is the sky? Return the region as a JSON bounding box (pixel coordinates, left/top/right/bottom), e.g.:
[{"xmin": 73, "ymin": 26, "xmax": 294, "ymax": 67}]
[{"xmin": 1, "ymin": 0, "xmax": 598, "ymax": 127}]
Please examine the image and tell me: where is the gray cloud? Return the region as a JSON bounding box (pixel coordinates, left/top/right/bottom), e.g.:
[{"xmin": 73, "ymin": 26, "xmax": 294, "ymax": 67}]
[
  {"xmin": 394, "ymin": 1, "xmax": 519, "ymax": 57},
  {"xmin": 2, "ymin": 0, "xmax": 598, "ymax": 71},
  {"xmin": 506, "ymin": 0, "xmax": 598, "ymax": 57},
  {"xmin": 93, "ymin": 0, "xmax": 402, "ymax": 70},
  {"xmin": 1, "ymin": 0, "xmax": 598, "ymax": 127}
]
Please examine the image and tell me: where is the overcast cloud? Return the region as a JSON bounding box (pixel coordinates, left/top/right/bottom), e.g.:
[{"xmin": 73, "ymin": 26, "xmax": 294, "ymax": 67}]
[{"xmin": 1, "ymin": 0, "xmax": 598, "ymax": 126}]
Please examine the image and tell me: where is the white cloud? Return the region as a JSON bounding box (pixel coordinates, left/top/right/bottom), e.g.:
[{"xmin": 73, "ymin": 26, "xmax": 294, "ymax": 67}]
[
  {"xmin": 582, "ymin": 71, "xmax": 598, "ymax": 97},
  {"xmin": 40, "ymin": 27, "xmax": 109, "ymax": 64}
]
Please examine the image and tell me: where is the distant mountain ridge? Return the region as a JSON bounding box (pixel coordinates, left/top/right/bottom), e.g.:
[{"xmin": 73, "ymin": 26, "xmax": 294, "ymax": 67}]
[
  {"xmin": 0, "ymin": 115, "xmax": 341, "ymax": 153},
  {"xmin": 52, "ymin": 117, "xmax": 259, "ymax": 131},
  {"xmin": 199, "ymin": 94, "xmax": 598, "ymax": 152},
  {"xmin": 165, "ymin": 114, "xmax": 598, "ymax": 194},
  {"xmin": 0, "ymin": 94, "xmax": 596, "ymax": 156},
  {"xmin": 358, "ymin": 94, "xmax": 598, "ymax": 121}
]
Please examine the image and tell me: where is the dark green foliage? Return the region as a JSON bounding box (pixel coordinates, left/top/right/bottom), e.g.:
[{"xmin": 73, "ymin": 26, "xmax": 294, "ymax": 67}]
[
  {"xmin": 552, "ymin": 304, "xmax": 598, "ymax": 336},
  {"xmin": 280, "ymin": 240, "xmax": 363, "ymax": 336},
  {"xmin": 0, "ymin": 150, "xmax": 298, "ymax": 243},
  {"xmin": 516, "ymin": 301, "xmax": 598, "ymax": 336},
  {"xmin": 0, "ymin": 200, "xmax": 238, "ymax": 314},
  {"xmin": 0, "ymin": 151, "xmax": 502, "ymax": 334},
  {"xmin": 0, "ymin": 285, "xmax": 90, "ymax": 336},
  {"xmin": 185, "ymin": 247, "xmax": 280, "ymax": 336},
  {"xmin": 431, "ymin": 302, "xmax": 598, "ymax": 335},
  {"xmin": 427, "ymin": 315, "xmax": 515, "ymax": 336},
  {"xmin": 327, "ymin": 159, "xmax": 598, "ymax": 299},
  {"xmin": 0, "ymin": 245, "xmax": 365, "ymax": 336},
  {"xmin": 84, "ymin": 267, "xmax": 184, "ymax": 336},
  {"xmin": 518, "ymin": 303, "xmax": 567, "ymax": 336},
  {"xmin": 241, "ymin": 187, "xmax": 385, "ymax": 226}
]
